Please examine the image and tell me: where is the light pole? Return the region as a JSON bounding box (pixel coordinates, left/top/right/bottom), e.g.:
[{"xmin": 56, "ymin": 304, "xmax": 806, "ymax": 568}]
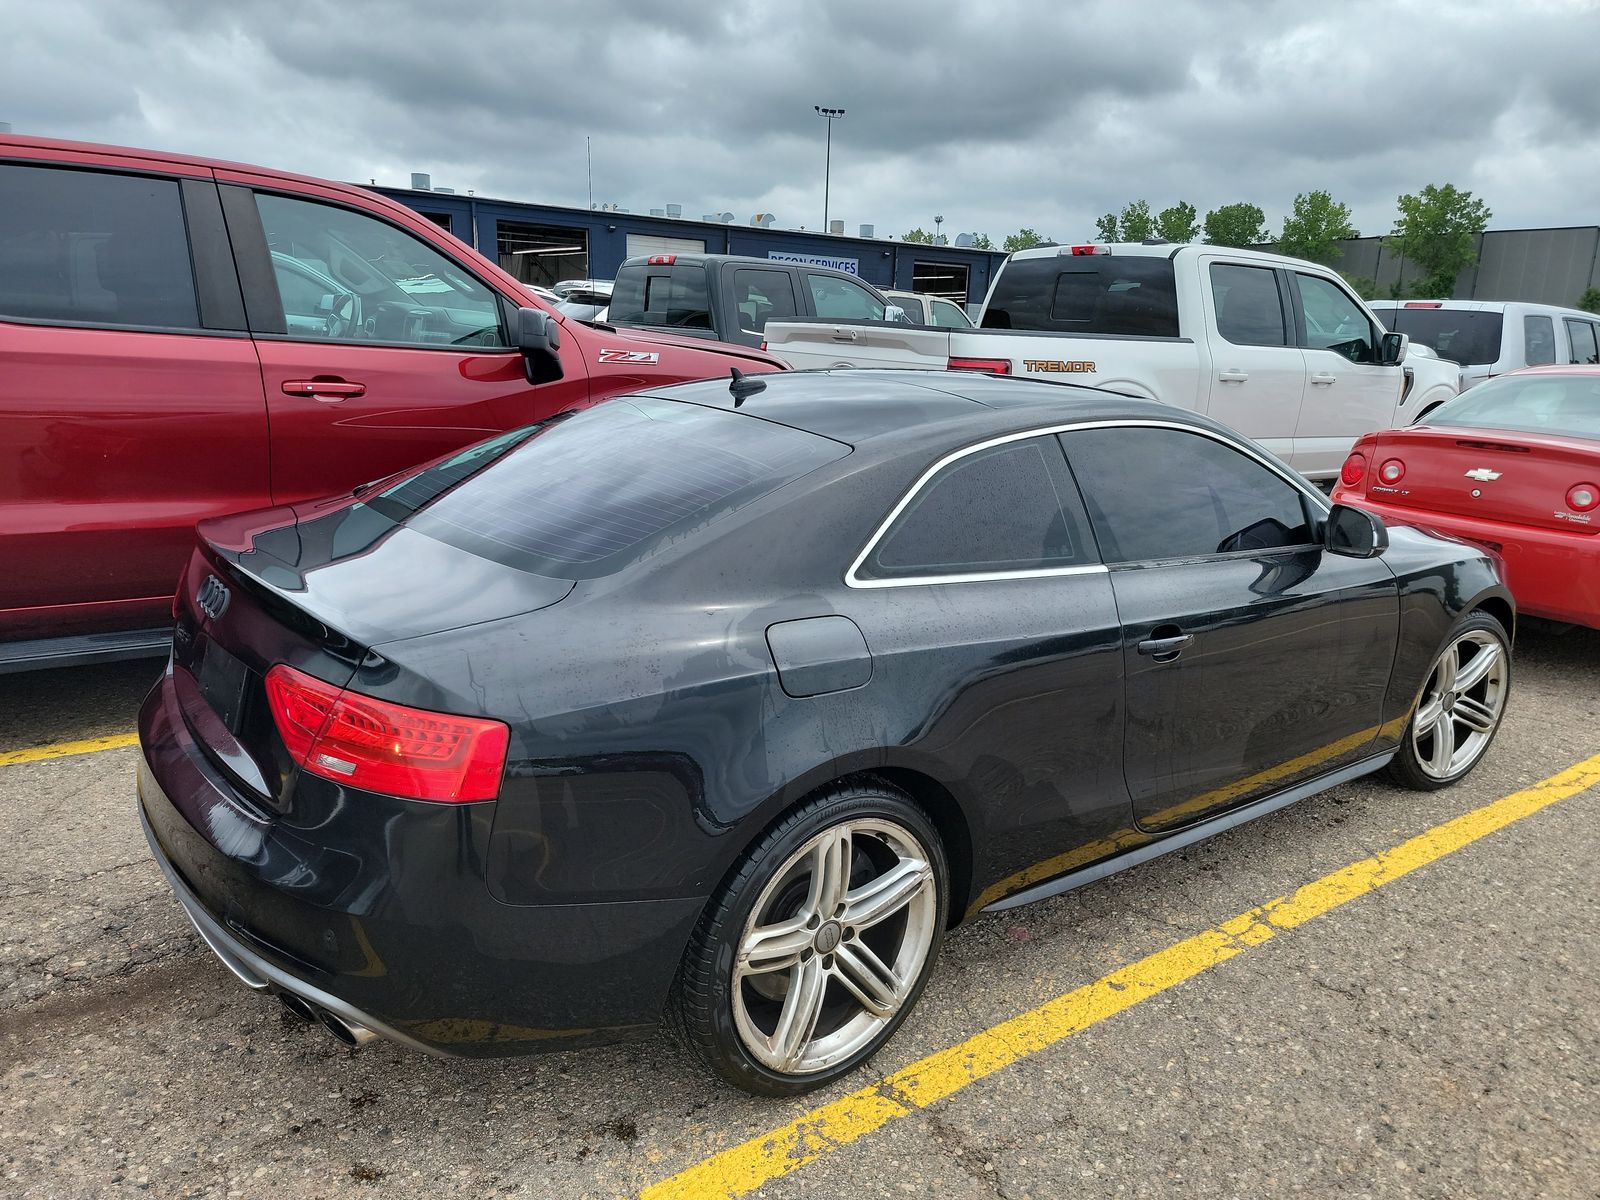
[
  {"xmin": 934, "ymin": 214, "xmax": 944, "ymax": 245},
  {"xmin": 814, "ymin": 105, "xmax": 844, "ymax": 231}
]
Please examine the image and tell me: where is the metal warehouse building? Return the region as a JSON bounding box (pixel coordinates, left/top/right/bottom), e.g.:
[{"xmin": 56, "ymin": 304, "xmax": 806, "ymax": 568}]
[
  {"xmin": 1331, "ymin": 227, "xmax": 1600, "ymax": 307},
  {"xmin": 374, "ymin": 183, "xmax": 1008, "ymax": 308}
]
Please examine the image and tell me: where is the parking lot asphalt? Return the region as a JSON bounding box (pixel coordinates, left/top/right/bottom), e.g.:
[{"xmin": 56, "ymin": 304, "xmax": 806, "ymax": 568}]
[{"xmin": 2, "ymin": 627, "xmax": 1597, "ymax": 1199}]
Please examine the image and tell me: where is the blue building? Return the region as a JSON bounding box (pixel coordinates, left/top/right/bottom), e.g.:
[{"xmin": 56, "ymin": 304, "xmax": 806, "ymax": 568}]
[{"xmin": 374, "ymin": 185, "xmax": 1009, "ymax": 309}]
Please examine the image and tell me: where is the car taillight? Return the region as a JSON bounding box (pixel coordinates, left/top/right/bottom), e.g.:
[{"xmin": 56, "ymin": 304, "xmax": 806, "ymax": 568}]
[
  {"xmin": 1404, "ymin": 301, "xmax": 1443, "ymax": 308},
  {"xmin": 646, "ymin": 254, "xmax": 676, "ymax": 265},
  {"xmin": 1340, "ymin": 453, "xmax": 1366, "ymax": 487},
  {"xmin": 264, "ymin": 664, "xmax": 509, "ymax": 803},
  {"xmin": 1060, "ymin": 244, "xmax": 1110, "ymax": 256},
  {"xmin": 1378, "ymin": 458, "xmax": 1406, "ymax": 484},
  {"xmin": 1568, "ymin": 483, "xmax": 1600, "ymax": 511},
  {"xmin": 948, "ymin": 356, "xmax": 1011, "ymax": 374},
  {"xmin": 759, "ymin": 339, "xmax": 767, "ymax": 351}
]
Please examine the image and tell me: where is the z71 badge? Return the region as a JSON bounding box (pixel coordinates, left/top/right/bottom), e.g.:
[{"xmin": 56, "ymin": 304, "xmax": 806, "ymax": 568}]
[
  {"xmin": 1022, "ymin": 359, "xmax": 1096, "ymax": 373},
  {"xmin": 597, "ymin": 348, "xmax": 661, "ymax": 364}
]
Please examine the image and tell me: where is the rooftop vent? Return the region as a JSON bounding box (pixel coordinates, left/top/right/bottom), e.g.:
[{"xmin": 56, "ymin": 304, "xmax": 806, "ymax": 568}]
[
  {"xmin": 829, "ymin": 220, "xmax": 845, "ymax": 235},
  {"xmin": 410, "ymin": 172, "xmax": 431, "ymax": 191},
  {"xmin": 859, "ymin": 224, "xmax": 875, "ymax": 238},
  {"xmin": 666, "ymin": 203, "xmax": 682, "ymax": 219},
  {"xmin": 751, "ymin": 213, "xmax": 775, "ymax": 228}
]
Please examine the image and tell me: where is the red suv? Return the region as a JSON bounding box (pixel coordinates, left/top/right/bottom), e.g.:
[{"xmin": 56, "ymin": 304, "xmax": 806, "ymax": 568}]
[{"xmin": 0, "ymin": 136, "xmax": 785, "ymax": 671}]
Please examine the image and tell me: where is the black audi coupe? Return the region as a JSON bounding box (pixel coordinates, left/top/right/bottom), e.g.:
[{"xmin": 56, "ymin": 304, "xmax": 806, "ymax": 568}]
[{"xmin": 139, "ymin": 370, "xmax": 1514, "ymax": 1095}]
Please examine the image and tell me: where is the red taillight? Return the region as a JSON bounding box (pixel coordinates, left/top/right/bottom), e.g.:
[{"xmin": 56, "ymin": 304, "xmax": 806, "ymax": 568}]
[
  {"xmin": 646, "ymin": 254, "xmax": 676, "ymax": 265},
  {"xmin": 1404, "ymin": 301, "xmax": 1443, "ymax": 308},
  {"xmin": 1066, "ymin": 244, "xmax": 1110, "ymax": 256},
  {"xmin": 1340, "ymin": 453, "xmax": 1366, "ymax": 487},
  {"xmin": 759, "ymin": 339, "xmax": 768, "ymax": 351},
  {"xmin": 264, "ymin": 664, "xmax": 509, "ymax": 803},
  {"xmin": 1568, "ymin": 483, "xmax": 1600, "ymax": 511},
  {"xmin": 947, "ymin": 356, "xmax": 1011, "ymax": 374},
  {"xmin": 1378, "ymin": 458, "xmax": 1406, "ymax": 484}
]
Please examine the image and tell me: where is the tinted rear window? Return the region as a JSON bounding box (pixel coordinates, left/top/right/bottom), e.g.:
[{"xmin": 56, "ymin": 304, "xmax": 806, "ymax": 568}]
[
  {"xmin": 982, "ymin": 255, "xmax": 1179, "ymax": 338},
  {"xmin": 367, "ymin": 399, "xmax": 847, "ymax": 577},
  {"xmin": 0, "ymin": 163, "xmax": 200, "ymax": 329},
  {"xmin": 1378, "ymin": 308, "xmax": 1504, "ymax": 365},
  {"xmin": 1425, "ymin": 373, "xmax": 1600, "ymax": 439},
  {"xmin": 608, "ymin": 264, "xmax": 712, "ymax": 329}
]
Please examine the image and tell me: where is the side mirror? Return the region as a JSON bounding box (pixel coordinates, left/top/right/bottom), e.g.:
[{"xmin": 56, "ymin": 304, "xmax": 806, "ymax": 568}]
[
  {"xmin": 1380, "ymin": 330, "xmax": 1409, "ymax": 366},
  {"xmin": 1324, "ymin": 503, "xmax": 1388, "ymax": 558},
  {"xmin": 515, "ymin": 306, "xmax": 564, "ymax": 385},
  {"xmin": 884, "ymin": 304, "xmax": 909, "ymax": 324}
]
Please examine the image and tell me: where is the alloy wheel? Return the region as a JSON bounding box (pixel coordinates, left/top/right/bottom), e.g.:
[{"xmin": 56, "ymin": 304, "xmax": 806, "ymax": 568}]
[
  {"xmin": 1412, "ymin": 629, "xmax": 1508, "ymax": 780},
  {"xmin": 731, "ymin": 818, "xmax": 938, "ymax": 1076}
]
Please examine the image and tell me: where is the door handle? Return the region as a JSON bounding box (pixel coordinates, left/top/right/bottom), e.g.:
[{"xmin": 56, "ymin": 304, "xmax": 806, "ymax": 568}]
[
  {"xmin": 1310, "ymin": 372, "xmax": 1337, "ymax": 386},
  {"xmin": 1137, "ymin": 632, "xmax": 1193, "ymax": 662},
  {"xmin": 282, "ymin": 378, "xmax": 367, "ymax": 401},
  {"xmin": 1217, "ymin": 368, "xmax": 1249, "ymax": 382},
  {"xmin": 830, "ymin": 328, "xmax": 859, "ymax": 342}
]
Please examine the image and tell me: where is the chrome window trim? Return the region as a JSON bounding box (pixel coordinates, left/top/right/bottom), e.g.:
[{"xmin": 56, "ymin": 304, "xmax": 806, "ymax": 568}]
[{"xmin": 844, "ymin": 417, "xmax": 1330, "ymax": 589}]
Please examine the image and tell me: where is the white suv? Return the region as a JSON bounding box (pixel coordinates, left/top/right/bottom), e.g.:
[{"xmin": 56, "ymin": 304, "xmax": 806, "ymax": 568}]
[{"xmin": 1370, "ymin": 299, "xmax": 1600, "ymax": 398}]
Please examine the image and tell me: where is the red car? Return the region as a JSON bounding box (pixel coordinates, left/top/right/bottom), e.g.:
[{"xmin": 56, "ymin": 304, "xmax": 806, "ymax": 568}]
[
  {"xmin": 0, "ymin": 135, "xmax": 785, "ymax": 671},
  {"xmin": 1333, "ymin": 365, "xmax": 1600, "ymax": 628}
]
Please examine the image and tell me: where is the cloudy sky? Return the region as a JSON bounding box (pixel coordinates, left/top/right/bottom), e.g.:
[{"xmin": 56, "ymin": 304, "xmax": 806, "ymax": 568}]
[{"xmin": 6, "ymin": 0, "xmax": 1599, "ymax": 242}]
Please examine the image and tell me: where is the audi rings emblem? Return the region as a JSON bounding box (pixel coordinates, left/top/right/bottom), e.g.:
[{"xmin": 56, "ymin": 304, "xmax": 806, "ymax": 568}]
[{"xmin": 196, "ymin": 574, "xmax": 231, "ymax": 621}]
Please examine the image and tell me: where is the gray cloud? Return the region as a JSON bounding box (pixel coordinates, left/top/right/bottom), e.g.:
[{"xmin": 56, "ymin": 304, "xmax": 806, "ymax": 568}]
[{"xmin": 4, "ymin": 0, "xmax": 1598, "ymax": 244}]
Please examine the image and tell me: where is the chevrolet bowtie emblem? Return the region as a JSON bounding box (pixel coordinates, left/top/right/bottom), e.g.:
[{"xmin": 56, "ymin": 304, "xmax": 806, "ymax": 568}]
[{"xmin": 1464, "ymin": 468, "xmax": 1502, "ymax": 482}]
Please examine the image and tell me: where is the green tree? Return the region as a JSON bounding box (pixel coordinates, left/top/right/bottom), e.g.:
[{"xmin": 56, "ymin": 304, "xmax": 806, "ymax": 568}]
[
  {"xmin": 1340, "ymin": 273, "xmax": 1379, "ymax": 300},
  {"xmin": 900, "ymin": 228, "xmax": 934, "ymax": 244},
  {"xmin": 967, "ymin": 233, "xmax": 995, "ymax": 250},
  {"xmin": 1203, "ymin": 202, "xmax": 1269, "ymax": 248},
  {"xmin": 1277, "ymin": 190, "xmax": 1359, "ymax": 264},
  {"xmin": 1154, "ymin": 201, "xmax": 1199, "ymax": 243},
  {"xmin": 1002, "ymin": 227, "xmax": 1047, "ymax": 252},
  {"xmin": 1579, "ymin": 286, "xmax": 1600, "ymax": 314},
  {"xmin": 1118, "ymin": 200, "xmax": 1154, "ymax": 243},
  {"xmin": 1389, "ymin": 183, "xmax": 1492, "ymax": 298},
  {"xmin": 1094, "ymin": 212, "xmax": 1119, "ymax": 242}
]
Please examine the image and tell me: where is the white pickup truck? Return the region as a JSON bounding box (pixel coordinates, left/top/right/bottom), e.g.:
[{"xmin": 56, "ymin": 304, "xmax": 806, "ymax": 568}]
[{"xmin": 763, "ymin": 243, "xmax": 1460, "ymax": 483}]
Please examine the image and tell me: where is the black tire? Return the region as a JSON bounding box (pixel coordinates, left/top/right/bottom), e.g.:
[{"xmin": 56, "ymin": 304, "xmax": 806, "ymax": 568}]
[
  {"xmin": 673, "ymin": 778, "xmax": 948, "ymax": 1096},
  {"xmin": 1387, "ymin": 610, "xmax": 1511, "ymax": 791}
]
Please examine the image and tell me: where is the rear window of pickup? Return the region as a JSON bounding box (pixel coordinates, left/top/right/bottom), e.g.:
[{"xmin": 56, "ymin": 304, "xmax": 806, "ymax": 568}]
[{"xmin": 983, "ymin": 255, "xmax": 1179, "ymax": 338}]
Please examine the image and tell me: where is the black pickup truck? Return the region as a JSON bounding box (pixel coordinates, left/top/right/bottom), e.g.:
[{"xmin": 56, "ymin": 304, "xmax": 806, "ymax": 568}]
[{"xmin": 606, "ymin": 252, "xmax": 907, "ymax": 348}]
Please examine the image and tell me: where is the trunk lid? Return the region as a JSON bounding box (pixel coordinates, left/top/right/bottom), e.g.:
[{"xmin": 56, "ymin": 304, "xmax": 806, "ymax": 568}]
[
  {"xmin": 1359, "ymin": 426, "xmax": 1600, "ymax": 534},
  {"xmin": 173, "ymin": 489, "xmax": 574, "ymax": 812}
]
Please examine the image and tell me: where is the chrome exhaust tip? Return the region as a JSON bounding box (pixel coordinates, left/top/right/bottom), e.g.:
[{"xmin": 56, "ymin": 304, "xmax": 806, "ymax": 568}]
[
  {"xmin": 314, "ymin": 1005, "xmax": 378, "ymax": 1049},
  {"xmin": 276, "ymin": 990, "xmax": 319, "ymax": 1023}
]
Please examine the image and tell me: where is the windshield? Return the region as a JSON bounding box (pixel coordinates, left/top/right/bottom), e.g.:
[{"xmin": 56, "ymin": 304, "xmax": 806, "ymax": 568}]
[
  {"xmin": 1379, "ymin": 308, "xmax": 1504, "ymax": 365},
  {"xmin": 1424, "ymin": 372, "xmax": 1600, "ymax": 439}
]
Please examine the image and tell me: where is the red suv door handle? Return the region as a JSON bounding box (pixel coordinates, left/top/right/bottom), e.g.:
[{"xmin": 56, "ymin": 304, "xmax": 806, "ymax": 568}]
[{"xmin": 282, "ymin": 378, "xmax": 366, "ymax": 401}]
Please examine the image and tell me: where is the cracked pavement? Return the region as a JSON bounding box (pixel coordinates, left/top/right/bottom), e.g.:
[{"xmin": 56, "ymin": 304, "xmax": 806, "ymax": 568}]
[{"xmin": 2, "ymin": 628, "xmax": 1598, "ymax": 1198}]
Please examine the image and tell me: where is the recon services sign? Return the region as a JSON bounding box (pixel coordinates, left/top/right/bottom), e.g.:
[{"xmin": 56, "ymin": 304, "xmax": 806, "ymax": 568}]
[{"xmin": 767, "ymin": 251, "xmax": 860, "ymax": 275}]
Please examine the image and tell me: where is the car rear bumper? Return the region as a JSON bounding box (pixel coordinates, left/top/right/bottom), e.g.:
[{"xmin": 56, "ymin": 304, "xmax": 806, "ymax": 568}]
[
  {"xmin": 1335, "ymin": 493, "xmax": 1596, "ymax": 627},
  {"xmin": 137, "ymin": 666, "xmax": 706, "ymax": 1057}
]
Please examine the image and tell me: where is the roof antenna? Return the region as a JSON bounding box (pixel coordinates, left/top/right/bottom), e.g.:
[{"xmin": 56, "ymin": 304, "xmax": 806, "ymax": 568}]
[{"xmin": 729, "ymin": 366, "xmax": 766, "ymax": 408}]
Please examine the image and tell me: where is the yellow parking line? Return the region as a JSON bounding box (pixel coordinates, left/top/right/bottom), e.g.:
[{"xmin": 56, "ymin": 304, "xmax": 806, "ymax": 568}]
[
  {"xmin": 0, "ymin": 732, "xmax": 140, "ymax": 768},
  {"xmin": 640, "ymin": 751, "xmax": 1600, "ymax": 1200}
]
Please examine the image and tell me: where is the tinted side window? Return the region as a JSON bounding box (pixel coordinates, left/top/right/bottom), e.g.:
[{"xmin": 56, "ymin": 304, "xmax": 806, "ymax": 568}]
[
  {"xmin": 1061, "ymin": 427, "xmax": 1314, "ymax": 564},
  {"xmin": 1565, "ymin": 318, "xmax": 1599, "ymax": 365},
  {"xmin": 1210, "ymin": 263, "xmax": 1287, "ymax": 346},
  {"xmin": 730, "ymin": 268, "xmax": 799, "ymax": 333},
  {"xmin": 982, "ymin": 255, "xmax": 1179, "ymax": 337},
  {"xmin": 0, "ymin": 163, "xmax": 200, "ymax": 329},
  {"xmin": 859, "ymin": 438, "xmax": 1091, "ymax": 581},
  {"xmin": 1294, "ymin": 274, "xmax": 1376, "ymax": 363},
  {"xmin": 931, "ymin": 299, "xmax": 971, "ymax": 328},
  {"xmin": 1522, "ymin": 315, "xmax": 1555, "ymax": 365},
  {"xmin": 254, "ymin": 193, "xmax": 507, "ymax": 347},
  {"xmin": 806, "ymin": 273, "xmax": 886, "ymax": 320}
]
